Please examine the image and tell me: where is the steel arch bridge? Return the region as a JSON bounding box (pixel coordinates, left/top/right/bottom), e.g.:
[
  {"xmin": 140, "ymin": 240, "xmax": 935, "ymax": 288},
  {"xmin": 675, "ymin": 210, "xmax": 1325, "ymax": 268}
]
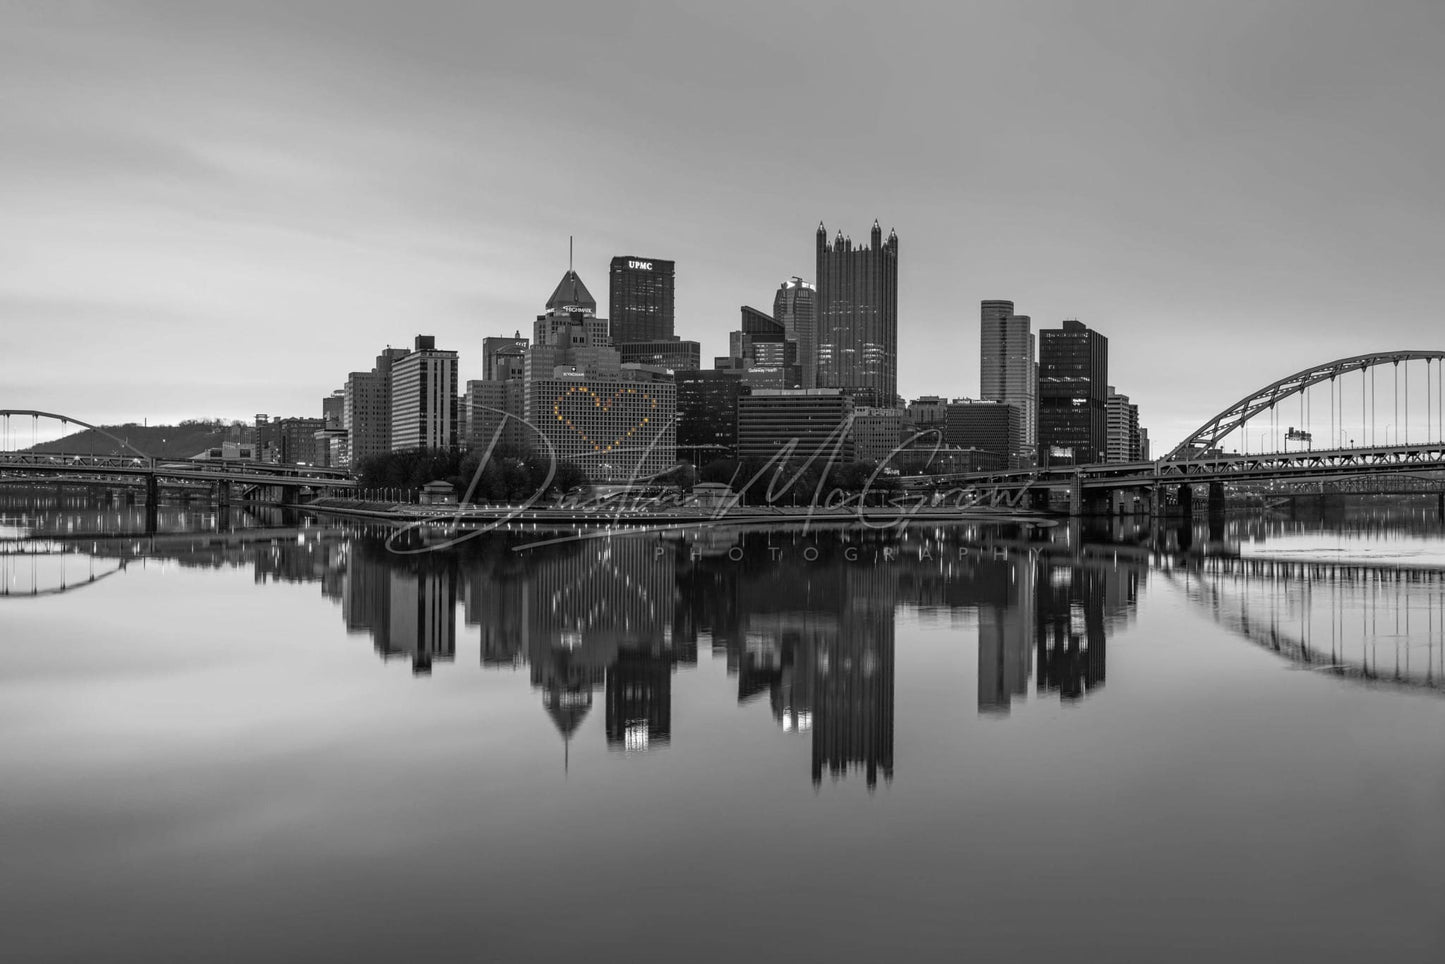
[
  {"xmin": 0, "ymin": 409, "xmax": 355, "ymax": 494},
  {"xmin": 1166, "ymin": 351, "xmax": 1445, "ymax": 460},
  {"xmin": 0, "ymin": 409, "xmax": 153, "ymax": 460},
  {"xmin": 895, "ymin": 350, "xmax": 1445, "ymax": 511}
]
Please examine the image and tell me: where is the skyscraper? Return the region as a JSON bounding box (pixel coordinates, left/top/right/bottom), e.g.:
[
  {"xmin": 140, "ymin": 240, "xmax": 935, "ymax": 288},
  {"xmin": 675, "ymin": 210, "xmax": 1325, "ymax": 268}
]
[
  {"xmin": 608, "ymin": 256, "xmax": 675, "ymax": 345},
  {"xmin": 390, "ymin": 335, "xmax": 459, "ymax": 452},
  {"xmin": 979, "ymin": 300, "xmax": 1037, "ymax": 467},
  {"xmin": 1038, "ymin": 319, "xmax": 1108, "ymax": 466},
  {"xmin": 815, "ymin": 221, "xmax": 898, "ymax": 407},
  {"xmin": 1105, "ymin": 386, "xmax": 1141, "ymax": 463},
  {"xmin": 773, "ymin": 277, "xmax": 817, "ymax": 389},
  {"xmin": 344, "ymin": 347, "xmax": 409, "ymax": 465}
]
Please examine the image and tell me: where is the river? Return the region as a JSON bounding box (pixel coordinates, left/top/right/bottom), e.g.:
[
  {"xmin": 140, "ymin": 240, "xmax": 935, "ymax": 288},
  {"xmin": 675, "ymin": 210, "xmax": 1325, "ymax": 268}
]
[{"xmin": 2, "ymin": 493, "xmax": 1443, "ymax": 961}]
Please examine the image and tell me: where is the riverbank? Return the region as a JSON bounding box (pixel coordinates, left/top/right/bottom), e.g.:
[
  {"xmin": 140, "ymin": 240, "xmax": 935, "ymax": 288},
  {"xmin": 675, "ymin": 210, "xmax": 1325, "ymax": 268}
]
[{"xmin": 303, "ymin": 496, "xmax": 1051, "ymax": 531}]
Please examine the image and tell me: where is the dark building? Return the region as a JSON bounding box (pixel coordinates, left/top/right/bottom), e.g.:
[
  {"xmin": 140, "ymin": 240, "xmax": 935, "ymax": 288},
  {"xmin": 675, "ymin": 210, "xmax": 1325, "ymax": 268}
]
[
  {"xmin": 1035, "ymin": 563, "xmax": 1106, "ymax": 701},
  {"xmin": 726, "ymin": 306, "xmax": 800, "ymax": 389},
  {"xmin": 676, "ymin": 369, "xmax": 749, "ymax": 463},
  {"xmin": 815, "ymin": 221, "xmax": 898, "ymax": 407},
  {"xmin": 944, "ymin": 400, "xmax": 1020, "ymax": 468},
  {"xmin": 774, "ymin": 277, "xmax": 817, "ymax": 389},
  {"xmin": 617, "ymin": 338, "xmax": 701, "ymax": 372},
  {"xmin": 1038, "ymin": 319, "xmax": 1109, "ymax": 466},
  {"xmin": 736, "ymin": 389, "xmax": 855, "ymax": 464},
  {"xmin": 605, "ymin": 650, "xmax": 672, "ymax": 752},
  {"xmin": 608, "ymin": 255, "xmax": 675, "ymax": 345}
]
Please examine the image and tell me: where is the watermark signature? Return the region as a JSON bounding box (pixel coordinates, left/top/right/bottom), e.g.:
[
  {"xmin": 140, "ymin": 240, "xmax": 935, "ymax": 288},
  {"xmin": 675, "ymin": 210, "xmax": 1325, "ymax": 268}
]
[{"xmin": 384, "ymin": 405, "xmax": 1047, "ymax": 555}]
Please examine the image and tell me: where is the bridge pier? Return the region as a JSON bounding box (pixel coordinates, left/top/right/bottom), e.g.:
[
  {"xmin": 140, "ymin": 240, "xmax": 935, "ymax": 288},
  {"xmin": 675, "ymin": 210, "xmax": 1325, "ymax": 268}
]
[
  {"xmin": 1176, "ymin": 483, "xmax": 1193, "ymax": 517},
  {"xmin": 215, "ymin": 480, "xmax": 231, "ymax": 507},
  {"xmin": 1207, "ymin": 481, "xmax": 1225, "ymax": 520}
]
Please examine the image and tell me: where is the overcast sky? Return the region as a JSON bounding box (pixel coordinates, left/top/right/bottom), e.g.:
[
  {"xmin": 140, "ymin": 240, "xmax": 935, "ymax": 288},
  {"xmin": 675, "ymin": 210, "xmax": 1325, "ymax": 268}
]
[{"xmin": 3, "ymin": 0, "xmax": 1444, "ymax": 449}]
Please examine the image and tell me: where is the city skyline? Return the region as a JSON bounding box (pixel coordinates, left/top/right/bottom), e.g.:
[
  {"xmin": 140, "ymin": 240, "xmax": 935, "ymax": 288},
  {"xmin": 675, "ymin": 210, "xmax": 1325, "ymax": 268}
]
[{"xmin": 5, "ymin": 3, "xmax": 1445, "ymax": 452}]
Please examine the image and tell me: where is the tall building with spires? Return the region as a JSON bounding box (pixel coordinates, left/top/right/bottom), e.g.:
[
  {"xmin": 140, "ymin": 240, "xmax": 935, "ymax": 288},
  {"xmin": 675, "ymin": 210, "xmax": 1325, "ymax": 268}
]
[{"xmin": 815, "ymin": 221, "xmax": 899, "ymax": 407}]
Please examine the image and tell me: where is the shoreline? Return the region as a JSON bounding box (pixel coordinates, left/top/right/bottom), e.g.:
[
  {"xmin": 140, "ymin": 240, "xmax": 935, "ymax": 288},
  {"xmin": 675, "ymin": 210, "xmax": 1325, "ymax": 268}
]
[{"xmin": 302, "ymin": 497, "xmax": 1053, "ymax": 531}]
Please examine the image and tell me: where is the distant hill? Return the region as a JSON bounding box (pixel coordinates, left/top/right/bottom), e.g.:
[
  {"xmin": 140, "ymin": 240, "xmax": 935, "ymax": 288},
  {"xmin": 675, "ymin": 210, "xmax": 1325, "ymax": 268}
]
[{"xmin": 27, "ymin": 421, "xmax": 253, "ymax": 460}]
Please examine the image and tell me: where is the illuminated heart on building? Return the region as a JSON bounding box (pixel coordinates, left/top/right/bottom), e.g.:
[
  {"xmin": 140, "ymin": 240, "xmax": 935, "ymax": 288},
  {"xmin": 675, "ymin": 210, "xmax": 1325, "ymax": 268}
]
[{"xmin": 552, "ymin": 385, "xmax": 661, "ymax": 453}]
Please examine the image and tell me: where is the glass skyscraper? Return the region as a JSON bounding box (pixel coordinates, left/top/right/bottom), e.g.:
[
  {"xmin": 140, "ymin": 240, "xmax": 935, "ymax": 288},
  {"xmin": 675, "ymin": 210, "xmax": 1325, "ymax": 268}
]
[
  {"xmin": 815, "ymin": 221, "xmax": 898, "ymax": 407},
  {"xmin": 608, "ymin": 256, "xmax": 675, "ymax": 345},
  {"xmin": 979, "ymin": 299, "xmax": 1037, "ymax": 466}
]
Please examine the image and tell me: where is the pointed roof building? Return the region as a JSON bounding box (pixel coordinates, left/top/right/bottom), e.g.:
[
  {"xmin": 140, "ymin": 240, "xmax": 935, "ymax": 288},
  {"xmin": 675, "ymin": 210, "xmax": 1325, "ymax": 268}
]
[{"xmin": 545, "ymin": 270, "xmax": 597, "ymax": 315}]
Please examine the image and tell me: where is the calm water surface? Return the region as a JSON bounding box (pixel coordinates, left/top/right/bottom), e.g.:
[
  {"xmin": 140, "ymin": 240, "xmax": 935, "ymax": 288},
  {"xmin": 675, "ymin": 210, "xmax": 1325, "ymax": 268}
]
[{"xmin": 3, "ymin": 496, "xmax": 1444, "ymax": 962}]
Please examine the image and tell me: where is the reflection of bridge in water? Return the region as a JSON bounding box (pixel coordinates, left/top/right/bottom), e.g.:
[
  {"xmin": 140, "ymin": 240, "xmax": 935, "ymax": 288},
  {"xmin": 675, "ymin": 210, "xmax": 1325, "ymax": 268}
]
[
  {"xmin": 0, "ymin": 549, "xmax": 128, "ymax": 597},
  {"xmin": 1169, "ymin": 555, "xmax": 1445, "ymax": 693},
  {"xmin": 5, "ymin": 507, "xmax": 1442, "ymax": 791}
]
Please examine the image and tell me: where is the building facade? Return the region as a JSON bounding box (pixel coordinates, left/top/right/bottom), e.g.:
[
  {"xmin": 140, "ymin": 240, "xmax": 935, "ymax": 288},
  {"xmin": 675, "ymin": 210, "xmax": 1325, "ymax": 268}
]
[
  {"xmin": 526, "ymin": 371, "xmax": 677, "ymax": 481},
  {"xmin": 815, "ymin": 221, "xmax": 898, "ymax": 407},
  {"xmin": 256, "ymin": 415, "xmax": 325, "ymax": 464},
  {"xmin": 609, "ymin": 256, "xmax": 675, "ymax": 345},
  {"xmin": 1105, "ymin": 388, "xmax": 1142, "ymax": 462},
  {"xmin": 979, "ymin": 300, "xmax": 1037, "ymax": 466},
  {"xmin": 851, "ymin": 406, "xmax": 904, "ymax": 463},
  {"xmin": 1038, "ymin": 319, "xmax": 1109, "ymax": 466},
  {"xmin": 390, "ymin": 335, "xmax": 459, "ymax": 452},
  {"xmin": 617, "ymin": 338, "xmax": 701, "ymax": 372},
  {"xmin": 943, "ymin": 399, "xmax": 1019, "ymax": 467},
  {"xmin": 773, "ymin": 277, "xmax": 817, "ymax": 389},
  {"xmin": 736, "ymin": 388, "xmax": 855, "ymax": 464},
  {"xmin": 482, "ymin": 333, "xmax": 529, "ymax": 379},
  {"xmin": 345, "ymin": 347, "xmax": 409, "ymax": 465},
  {"xmin": 676, "ymin": 369, "xmax": 749, "ymax": 464}
]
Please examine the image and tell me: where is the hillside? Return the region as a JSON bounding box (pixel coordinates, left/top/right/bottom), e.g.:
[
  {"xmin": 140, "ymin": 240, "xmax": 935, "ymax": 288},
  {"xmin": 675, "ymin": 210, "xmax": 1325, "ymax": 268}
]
[{"xmin": 27, "ymin": 421, "xmax": 253, "ymax": 460}]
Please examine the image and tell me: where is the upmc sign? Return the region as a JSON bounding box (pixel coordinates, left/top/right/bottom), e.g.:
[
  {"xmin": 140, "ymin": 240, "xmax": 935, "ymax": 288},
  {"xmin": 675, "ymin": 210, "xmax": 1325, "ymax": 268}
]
[{"xmin": 628, "ymin": 260, "xmax": 653, "ymax": 271}]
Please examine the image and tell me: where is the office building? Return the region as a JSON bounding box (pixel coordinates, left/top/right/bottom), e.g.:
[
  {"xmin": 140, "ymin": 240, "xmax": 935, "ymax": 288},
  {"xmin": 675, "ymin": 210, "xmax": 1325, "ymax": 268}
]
[
  {"xmin": 609, "ymin": 256, "xmax": 675, "ymax": 345},
  {"xmin": 736, "ymin": 388, "xmax": 855, "ymax": 464},
  {"xmin": 676, "ymin": 369, "xmax": 749, "ymax": 464},
  {"xmin": 815, "ymin": 221, "xmax": 899, "ymax": 407},
  {"xmin": 774, "ymin": 277, "xmax": 817, "ymax": 389},
  {"xmin": 944, "ymin": 399, "xmax": 1018, "ymax": 469},
  {"xmin": 345, "ymin": 347, "xmax": 409, "ymax": 465},
  {"xmin": 1038, "ymin": 320, "xmax": 1109, "ymax": 466},
  {"xmin": 725, "ymin": 306, "xmax": 801, "ymax": 390},
  {"xmin": 482, "ymin": 333, "xmax": 529, "ymax": 379},
  {"xmin": 255, "ymin": 415, "xmax": 325, "ymax": 464},
  {"xmin": 617, "ymin": 338, "xmax": 701, "ymax": 372},
  {"xmin": 321, "ymin": 389, "xmax": 345, "ymax": 428},
  {"xmin": 540, "ymin": 268, "xmax": 610, "ymax": 346},
  {"xmin": 851, "ymin": 407, "xmax": 904, "ymax": 463},
  {"xmin": 526, "ymin": 368, "xmax": 677, "ymax": 481},
  {"xmin": 1105, "ymin": 387, "xmax": 1142, "ymax": 463},
  {"xmin": 980, "ymin": 300, "xmax": 1037, "ymax": 466},
  {"xmin": 528, "ymin": 292, "xmax": 622, "ymax": 385},
  {"xmin": 464, "ymin": 377, "xmax": 527, "ymax": 452},
  {"xmin": 391, "ymin": 335, "xmax": 459, "ymax": 452}
]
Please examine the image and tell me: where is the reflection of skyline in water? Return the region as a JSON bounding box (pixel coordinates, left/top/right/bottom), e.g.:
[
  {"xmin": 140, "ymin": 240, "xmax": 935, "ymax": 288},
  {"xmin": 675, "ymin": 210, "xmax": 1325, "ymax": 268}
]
[{"xmin": 8, "ymin": 499, "xmax": 1445, "ymax": 782}]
